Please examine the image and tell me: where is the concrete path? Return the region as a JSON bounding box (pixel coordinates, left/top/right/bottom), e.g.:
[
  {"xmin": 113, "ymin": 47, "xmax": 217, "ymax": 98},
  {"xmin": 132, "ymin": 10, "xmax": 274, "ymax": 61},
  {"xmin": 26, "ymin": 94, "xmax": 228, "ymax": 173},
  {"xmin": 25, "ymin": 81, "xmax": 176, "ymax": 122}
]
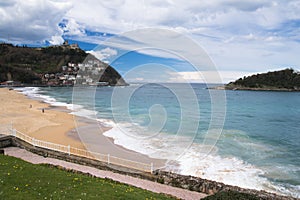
[{"xmin": 4, "ymin": 147, "xmax": 207, "ymax": 200}]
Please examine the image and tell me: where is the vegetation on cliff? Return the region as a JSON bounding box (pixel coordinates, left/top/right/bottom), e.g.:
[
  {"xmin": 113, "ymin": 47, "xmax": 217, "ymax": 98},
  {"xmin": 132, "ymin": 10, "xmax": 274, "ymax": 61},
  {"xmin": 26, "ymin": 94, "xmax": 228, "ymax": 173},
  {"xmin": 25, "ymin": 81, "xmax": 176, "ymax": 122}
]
[
  {"xmin": 0, "ymin": 43, "xmax": 127, "ymax": 86},
  {"xmin": 226, "ymin": 68, "xmax": 300, "ymax": 91}
]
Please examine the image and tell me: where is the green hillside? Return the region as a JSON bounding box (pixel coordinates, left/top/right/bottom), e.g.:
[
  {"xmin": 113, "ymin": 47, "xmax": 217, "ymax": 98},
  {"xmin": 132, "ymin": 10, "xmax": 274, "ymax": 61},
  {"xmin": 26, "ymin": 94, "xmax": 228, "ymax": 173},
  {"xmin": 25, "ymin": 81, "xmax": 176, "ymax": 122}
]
[
  {"xmin": 226, "ymin": 68, "xmax": 300, "ymax": 91},
  {"xmin": 0, "ymin": 43, "xmax": 127, "ymax": 86}
]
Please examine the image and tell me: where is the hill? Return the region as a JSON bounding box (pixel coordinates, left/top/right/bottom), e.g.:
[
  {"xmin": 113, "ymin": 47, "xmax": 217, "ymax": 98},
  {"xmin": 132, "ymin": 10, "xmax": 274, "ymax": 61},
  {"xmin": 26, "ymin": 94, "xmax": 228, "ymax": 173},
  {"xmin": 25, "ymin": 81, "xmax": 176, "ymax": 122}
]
[
  {"xmin": 225, "ymin": 68, "xmax": 300, "ymax": 91},
  {"xmin": 0, "ymin": 43, "xmax": 127, "ymax": 86}
]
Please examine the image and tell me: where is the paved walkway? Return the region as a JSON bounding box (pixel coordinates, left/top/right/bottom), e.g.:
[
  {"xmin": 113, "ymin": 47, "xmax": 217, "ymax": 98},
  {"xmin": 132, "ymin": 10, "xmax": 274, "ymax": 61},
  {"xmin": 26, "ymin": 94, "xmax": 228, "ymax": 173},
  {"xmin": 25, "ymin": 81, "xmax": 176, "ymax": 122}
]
[{"xmin": 4, "ymin": 147, "xmax": 207, "ymax": 200}]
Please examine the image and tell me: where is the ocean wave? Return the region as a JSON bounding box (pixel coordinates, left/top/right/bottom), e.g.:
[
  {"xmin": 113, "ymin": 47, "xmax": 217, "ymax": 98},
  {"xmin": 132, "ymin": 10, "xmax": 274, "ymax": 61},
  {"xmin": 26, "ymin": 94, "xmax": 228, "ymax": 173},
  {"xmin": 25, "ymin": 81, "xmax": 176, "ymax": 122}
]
[
  {"xmin": 103, "ymin": 125, "xmax": 265, "ymax": 189},
  {"xmin": 177, "ymin": 146, "xmax": 269, "ymax": 190},
  {"xmin": 16, "ymin": 87, "xmax": 70, "ymax": 108},
  {"xmin": 103, "ymin": 124, "xmax": 300, "ymax": 197},
  {"xmin": 15, "ymin": 87, "xmax": 101, "ymax": 123}
]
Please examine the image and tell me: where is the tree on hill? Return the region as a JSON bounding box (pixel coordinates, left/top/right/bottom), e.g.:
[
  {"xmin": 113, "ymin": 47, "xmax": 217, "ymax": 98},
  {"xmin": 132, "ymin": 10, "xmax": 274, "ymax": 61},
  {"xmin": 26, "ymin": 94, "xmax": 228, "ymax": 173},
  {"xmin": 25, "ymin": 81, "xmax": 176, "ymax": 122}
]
[
  {"xmin": 226, "ymin": 68, "xmax": 300, "ymax": 90},
  {"xmin": 0, "ymin": 43, "xmax": 127, "ymax": 86}
]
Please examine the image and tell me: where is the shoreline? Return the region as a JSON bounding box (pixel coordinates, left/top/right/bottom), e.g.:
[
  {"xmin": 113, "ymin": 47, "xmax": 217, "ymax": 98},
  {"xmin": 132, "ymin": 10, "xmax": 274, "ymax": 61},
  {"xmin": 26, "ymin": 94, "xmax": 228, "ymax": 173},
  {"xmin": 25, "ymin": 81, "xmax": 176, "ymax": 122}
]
[
  {"xmin": 71, "ymin": 115, "xmax": 167, "ymax": 168},
  {"xmin": 210, "ymin": 85, "xmax": 300, "ymax": 92},
  {"xmin": 0, "ymin": 87, "xmax": 166, "ymax": 169}
]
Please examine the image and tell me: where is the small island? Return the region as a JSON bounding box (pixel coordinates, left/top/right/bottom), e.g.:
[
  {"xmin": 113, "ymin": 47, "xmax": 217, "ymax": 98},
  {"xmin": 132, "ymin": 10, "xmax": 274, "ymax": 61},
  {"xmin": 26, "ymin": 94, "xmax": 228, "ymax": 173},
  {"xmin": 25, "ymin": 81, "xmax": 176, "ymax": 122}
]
[{"xmin": 224, "ymin": 68, "xmax": 300, "ymax": 91}]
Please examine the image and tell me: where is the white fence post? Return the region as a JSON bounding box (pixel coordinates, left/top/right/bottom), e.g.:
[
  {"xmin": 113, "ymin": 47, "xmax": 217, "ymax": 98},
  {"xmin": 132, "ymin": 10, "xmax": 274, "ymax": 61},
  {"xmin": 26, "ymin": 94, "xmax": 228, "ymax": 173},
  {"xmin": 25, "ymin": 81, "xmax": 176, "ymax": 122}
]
[
  {"xmin": 10, "ymin": 121, "xmax": 16, "ymax": 136},
  {"xmin": 10, "ymin": 121, "xmax": 13, "ymax": 133},
  {"xmin": 151, "ymin": 163, "xmax": 153, "ymax": 174},
  {"xmin": 68, "ymin": 145, "xmax": 70, "ymax": 155},
  {"xmin": 4, "ymin": 125, "xmax": 151, "ymax": 173},
  {"xmin": 12, "ymin": 129, "xmax": 16, "ymax": 137}
]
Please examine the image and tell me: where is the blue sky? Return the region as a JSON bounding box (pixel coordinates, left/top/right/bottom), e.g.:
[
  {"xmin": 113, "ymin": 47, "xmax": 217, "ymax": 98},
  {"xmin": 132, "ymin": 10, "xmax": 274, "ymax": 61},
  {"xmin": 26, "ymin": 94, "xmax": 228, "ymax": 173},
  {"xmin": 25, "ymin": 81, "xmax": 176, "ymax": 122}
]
[{"xmin": 0, "ymin": 0, "xmax": 300, "ymax": 83}]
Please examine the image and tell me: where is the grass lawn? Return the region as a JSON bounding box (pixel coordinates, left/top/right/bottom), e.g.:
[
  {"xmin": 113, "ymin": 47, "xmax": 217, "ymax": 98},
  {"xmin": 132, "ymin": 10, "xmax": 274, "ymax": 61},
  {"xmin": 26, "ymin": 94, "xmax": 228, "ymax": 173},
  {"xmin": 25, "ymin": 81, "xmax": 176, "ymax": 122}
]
[{"xmin": 0, "ymin": 154, "xmax": 175, "ymax": 200}]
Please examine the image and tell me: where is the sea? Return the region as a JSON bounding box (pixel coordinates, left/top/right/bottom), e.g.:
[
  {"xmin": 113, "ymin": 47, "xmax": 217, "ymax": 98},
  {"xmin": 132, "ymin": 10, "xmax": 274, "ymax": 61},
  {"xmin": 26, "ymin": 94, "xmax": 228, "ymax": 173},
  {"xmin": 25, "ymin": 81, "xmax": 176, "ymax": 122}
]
[{"xmin": 16, "ymin": 83, "xmax": 300, "ymax": 198}]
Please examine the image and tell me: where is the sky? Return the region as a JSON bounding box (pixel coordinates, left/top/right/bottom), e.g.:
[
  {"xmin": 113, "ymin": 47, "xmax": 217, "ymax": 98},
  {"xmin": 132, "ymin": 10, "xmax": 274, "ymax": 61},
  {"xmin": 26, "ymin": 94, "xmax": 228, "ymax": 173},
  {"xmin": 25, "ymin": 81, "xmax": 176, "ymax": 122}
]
[{"xmin": 0, "ymin": 0, "xmax": 300, "ymax": 83}]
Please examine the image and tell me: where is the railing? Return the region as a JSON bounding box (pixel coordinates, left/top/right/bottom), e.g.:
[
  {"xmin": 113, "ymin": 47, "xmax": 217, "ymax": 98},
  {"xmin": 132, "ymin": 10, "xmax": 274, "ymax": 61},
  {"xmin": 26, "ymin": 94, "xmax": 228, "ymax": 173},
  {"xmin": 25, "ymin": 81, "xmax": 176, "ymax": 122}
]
[{"xmin": 0, "ymin": 124, "xmax": 153, "ymax": 173}]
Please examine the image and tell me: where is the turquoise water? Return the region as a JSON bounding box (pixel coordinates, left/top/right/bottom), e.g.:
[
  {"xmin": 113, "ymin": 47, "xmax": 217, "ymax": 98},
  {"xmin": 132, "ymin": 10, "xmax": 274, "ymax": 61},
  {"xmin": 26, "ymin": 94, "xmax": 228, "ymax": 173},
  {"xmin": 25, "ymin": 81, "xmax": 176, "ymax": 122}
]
[{"xmin": 18, "ymin": 84, "xmax": 300, "ymax": 197}]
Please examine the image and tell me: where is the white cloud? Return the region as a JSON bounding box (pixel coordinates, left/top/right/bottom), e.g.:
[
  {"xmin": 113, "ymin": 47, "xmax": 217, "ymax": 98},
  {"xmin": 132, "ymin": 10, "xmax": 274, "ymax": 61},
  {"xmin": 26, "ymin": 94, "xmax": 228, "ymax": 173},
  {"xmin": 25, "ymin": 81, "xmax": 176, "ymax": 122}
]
[
  {"xmin": 124, "ymin": 67, "xmax": 256, "ymax": 84},
  {"xmin": 94, "ymin": 28, "xmax": 217, "ymax": 73},
  {"xmin": 61, "ymin": 0, "xmax": 300, "ymax": 72},
  {"xmin": 0, "ymin": 0, "xmax": 71, "ymax": 44},
  {"xmin": 87, "ymin": 47, "xmax": 118, "ymax": 63},
  {"xmin": 49, "ymin": 35, "xmax": 65, "ymax": 45},
  {"xmin": 123, "ymin": 64, "xmax": 178, "ymax": 83},
  {"xmin": 168, "ymin": 71, "xmax": 256, "ymax": 83},
  {"xmin": 62, "ymin": 18, "xmax": 85, "ymax": 37},
  {"xmin": 63, "ymin": 0, "xmax": 299, "ymax": 35}
]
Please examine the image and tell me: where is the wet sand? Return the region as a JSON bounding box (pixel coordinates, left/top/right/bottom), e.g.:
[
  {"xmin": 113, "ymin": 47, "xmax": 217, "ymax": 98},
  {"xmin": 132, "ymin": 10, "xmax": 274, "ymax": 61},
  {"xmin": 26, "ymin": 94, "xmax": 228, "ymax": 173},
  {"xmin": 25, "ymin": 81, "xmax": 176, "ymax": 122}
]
[{"xmin": 72, "ymin": 116, "xmax": 166, "ymax": 169}]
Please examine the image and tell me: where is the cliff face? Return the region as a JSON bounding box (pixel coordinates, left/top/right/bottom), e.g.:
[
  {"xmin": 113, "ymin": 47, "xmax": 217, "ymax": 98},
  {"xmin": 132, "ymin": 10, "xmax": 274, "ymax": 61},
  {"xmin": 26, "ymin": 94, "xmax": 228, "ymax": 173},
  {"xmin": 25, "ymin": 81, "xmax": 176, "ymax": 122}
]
[
  {"xmin": 0, "ymin": 43, "xmax": 127, "ymax": 86},
  {"xmin": 225, "ymin": 68, "xmax": 300, "ymax": 91}
]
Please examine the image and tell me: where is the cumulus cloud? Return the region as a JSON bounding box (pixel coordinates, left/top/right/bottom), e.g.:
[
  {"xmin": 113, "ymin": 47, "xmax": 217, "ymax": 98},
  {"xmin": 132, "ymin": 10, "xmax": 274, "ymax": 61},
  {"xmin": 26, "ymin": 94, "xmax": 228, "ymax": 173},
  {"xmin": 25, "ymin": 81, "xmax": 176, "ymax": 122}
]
[
  {"xmin": 60, "ymin": 0, "xmax": 300, "ymax": 72},
  {"xmin": 87, "ymin": 47, "xmax": 118, "ymax": 63},
  {"xmin": 49, "ymin": 35, "xmax": 65, "ymax": 45},
  {"xmin": 60, "ymin": 18, "xmax": 86, "ymax": 37},
  {"xmin": 64, "ymin": 0, "xmax": 299, "ymax": 35},
  {"xmin": 2, "ymin": 0, "xmax": 299, "ymax": 46},
  {"xmin": 0, "ymin": 0, "xmax": 72, "ymax": 44}
]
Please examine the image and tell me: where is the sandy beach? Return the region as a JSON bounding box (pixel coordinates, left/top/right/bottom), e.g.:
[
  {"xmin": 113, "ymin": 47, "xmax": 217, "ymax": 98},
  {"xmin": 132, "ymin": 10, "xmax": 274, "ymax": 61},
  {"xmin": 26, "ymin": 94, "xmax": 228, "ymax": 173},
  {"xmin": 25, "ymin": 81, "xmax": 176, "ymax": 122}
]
[
  {"xmin": 0, "ymin": 88, "xmax": 165, "ymax": 169},
  {"xmin": 0, "ymin": 88, "xmax": 85, "ymax": 149}
]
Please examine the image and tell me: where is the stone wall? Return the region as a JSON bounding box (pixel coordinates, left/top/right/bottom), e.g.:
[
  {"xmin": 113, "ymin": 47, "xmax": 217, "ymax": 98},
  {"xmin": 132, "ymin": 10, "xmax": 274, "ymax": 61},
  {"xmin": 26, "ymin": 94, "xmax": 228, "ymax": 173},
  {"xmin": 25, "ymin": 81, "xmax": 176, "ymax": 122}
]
[
  {"xmin": 0, "ymin": 136, "xmax": 297, "ymax": 200},
  {"xmin": 153, "ymin": 170, "xmax": 297, "ymax": 200},
  {"xmin": 0, "ymin": 135, "xmax": 13, "ymax": 148}
]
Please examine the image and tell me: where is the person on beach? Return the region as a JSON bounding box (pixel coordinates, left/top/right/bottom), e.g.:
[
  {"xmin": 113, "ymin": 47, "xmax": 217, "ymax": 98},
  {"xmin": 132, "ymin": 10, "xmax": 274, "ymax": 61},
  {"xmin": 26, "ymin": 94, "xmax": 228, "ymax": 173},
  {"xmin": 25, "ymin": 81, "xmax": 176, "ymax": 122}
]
[
  {"xmin": 29, "ymin": 104, "xmax": 32, "ymax": 108},
  {"xmin": 42, "ymin": 108, "xmax": 44, "ymax": 113}
]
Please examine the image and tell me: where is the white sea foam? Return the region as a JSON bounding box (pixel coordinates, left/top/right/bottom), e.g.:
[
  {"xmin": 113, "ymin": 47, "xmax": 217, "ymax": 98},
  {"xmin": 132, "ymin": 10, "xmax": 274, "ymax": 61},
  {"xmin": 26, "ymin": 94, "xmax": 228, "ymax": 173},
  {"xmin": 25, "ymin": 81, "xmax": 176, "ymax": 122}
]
[
  {"xmin": 16, "ymin": 87, "xmax": 70, "ymax": 108},
  {"xmin": 69, "ymin": 106, "xmax": 98, "ymax": 120},
  {"xmin": 177, "ymin": 145, "xmax": 269, "ymax": 190},
  {"xmin": 15, "ymin": 87, "xmax": 100, "ymax": 122},
  {"xmin": 103, "ymin": 124, "xmax": 300, "ymax": 196},
  {"xmin": 103, "ymin": 126, "xmax": 269, "ymax": 191},
  {"xmin": 97, "ymin": 118, "xmax": 117, "ymax": 127},
  {"xmin": 15, "ymin": 87, "xmax": 40, "ymax": 97}
]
